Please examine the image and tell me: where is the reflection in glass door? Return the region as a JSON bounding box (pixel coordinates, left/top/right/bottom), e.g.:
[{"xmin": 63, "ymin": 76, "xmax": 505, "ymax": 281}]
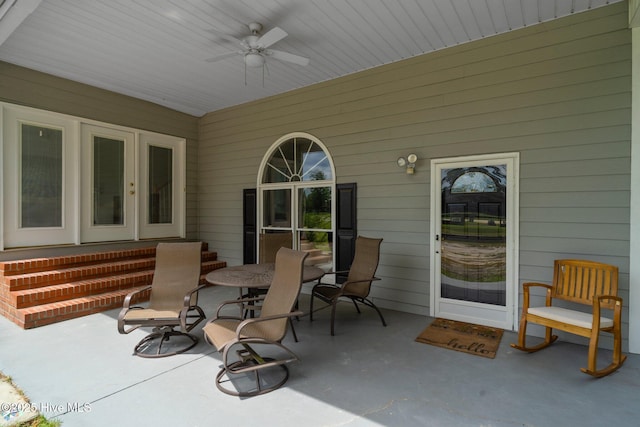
[
  {"xmin": 81, "ymin": 125, "xmax": 135, "ymax": 242},
  {"xmin": 431, "ymin": 154, "xmax": 518, "ymax": 330}
]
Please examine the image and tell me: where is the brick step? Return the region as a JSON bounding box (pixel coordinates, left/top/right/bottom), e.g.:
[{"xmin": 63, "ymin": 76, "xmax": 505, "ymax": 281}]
[
  {"xmin": 3, "ymin": 250, "xmax": 222, "ymax": 291},
  {"xmin": 10, "ymin": 259, "xmax": 226, "ymax": 309},
  {"xmin": 0, "ymin": 242, "xmax": 212, "ymax": 276},
  {"xmin": 0, "ymin": 247, "xmax": 158, "ymax": 276},
  {"xmin": 15, "ymin": 286, "xmax": 153, "ymax": 329},
  {"xmin": 0, "ymin": 243, "xmax": 226, "ymax": 329},
  {"xmin": 10, "ymin": 270, "xmax": 154, "ymax": 309},
  {"xmin": 3, "ymin": 258, "xmax": 156, "ymax": 291}
]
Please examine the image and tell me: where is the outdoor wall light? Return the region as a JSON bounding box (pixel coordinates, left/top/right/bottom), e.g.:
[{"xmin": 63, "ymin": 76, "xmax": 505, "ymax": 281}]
[{"xmin": 397, "ymin": 153, "xmax": 418, "ymax": 174}]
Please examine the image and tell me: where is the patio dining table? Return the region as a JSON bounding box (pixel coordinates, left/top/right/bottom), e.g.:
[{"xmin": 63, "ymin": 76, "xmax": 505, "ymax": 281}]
[
  {"xmin": 205, "ymin": 263, "xmax": 325, "ymax": 331},
  {"xmin": 205, "ymin": 262, "xmax": 325, "ymax": 290}
]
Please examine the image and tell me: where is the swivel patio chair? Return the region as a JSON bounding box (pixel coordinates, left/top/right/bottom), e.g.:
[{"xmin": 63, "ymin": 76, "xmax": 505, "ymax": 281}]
[
  {"xmin": 309, "ymin": 236, "xmax": 386, "ymax": 335},
  {"xmin": 117, "ymin": 242, "xmax": 206, "ymax": 358},
  {"xmin": 203, "ymin": 247, "xmax": 308, "ymax": 397}
]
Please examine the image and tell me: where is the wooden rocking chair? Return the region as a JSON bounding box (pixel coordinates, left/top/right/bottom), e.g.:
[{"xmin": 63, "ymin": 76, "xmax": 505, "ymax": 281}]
[{"xmin": 511, "ymin": 259, "xmax": 626, "ymax": 377}]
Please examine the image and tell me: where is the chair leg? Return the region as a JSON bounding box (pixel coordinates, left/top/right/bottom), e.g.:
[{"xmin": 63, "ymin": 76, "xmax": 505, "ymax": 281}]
[
  {"xmin": 367, "ymin": 299, "xmax": 387, "ymax": 327},
  {"xmin": 330, "ymin": 300, "xmax": 338, "ymax": 336},
  {"xmin": 134, "ymin": 327, "xmax": 198, "ymax": 358},
  {"xmin": 289, "ymin": 318, "xmax": 299, "ymax": 342},
  {"xmin": 309, "ymin": 293, "xmax": 315, "ymax": 321},
  {"xmin": 216, "ymin": 358, "xmax": 290, "ymax": 397},
  {"xmin": 510, "ymin": 317, "xmax": 557, "ymax": 353},
  {"xmin": 580, "ymin": 328, "xmax": 628, "ymax": 378},
  {"xmin": 351, "ymin": 299, "xmax": 361, "ymax": 313}
]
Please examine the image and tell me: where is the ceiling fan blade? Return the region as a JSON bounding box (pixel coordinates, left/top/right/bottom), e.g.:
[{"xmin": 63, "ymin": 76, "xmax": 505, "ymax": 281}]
[
  {"xmin": 266, "ymin": 49, "xmax": 310, "ymax": 66},
  {"xmin": 256, "ymin": 26, "xmax": 287, "ymax": 48},
  {"xmin": 207, "ymin": 28, "xmax": 243, "ymax": 44},
  {"xmin": 205, "ymin": 51, "xmax": 242, "ymax": 63}
]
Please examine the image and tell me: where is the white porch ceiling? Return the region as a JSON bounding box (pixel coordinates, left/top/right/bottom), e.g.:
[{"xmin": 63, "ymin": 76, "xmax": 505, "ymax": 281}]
[{"xmin": 0, "ymin": 0, "xmax": 623, "ymax": 116}]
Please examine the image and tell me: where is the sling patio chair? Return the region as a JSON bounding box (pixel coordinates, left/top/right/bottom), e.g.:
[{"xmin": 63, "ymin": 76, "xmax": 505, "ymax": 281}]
[
  {"xmin": 203, "ymin": 247, "xmax": 308, "ymax": 397},
  {"xmin": 117, "ymin": 242, "xmax": 206, "ymax": 358},
  {"xmin": 309, "ymin": 236, "xmax": 386, "ymax": 336}
]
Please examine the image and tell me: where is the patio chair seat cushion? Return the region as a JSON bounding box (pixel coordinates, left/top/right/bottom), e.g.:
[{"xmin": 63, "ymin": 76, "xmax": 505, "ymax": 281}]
[
  {"xmin": 204, "ymin": 318, "xmax": 282, "ymax": 351},
  {"xmin": 528, "ymin": 306, "xmax": 613, "ymax": 329},
  {"xmin": 122, "ymin": 308, "xmax": 181, "ymax": 321}
]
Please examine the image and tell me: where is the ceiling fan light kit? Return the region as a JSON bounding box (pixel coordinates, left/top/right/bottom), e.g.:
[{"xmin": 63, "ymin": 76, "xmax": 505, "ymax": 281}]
[{"xmin": 244, "ymin": 52, "xmax": 265, "ymax": 67}]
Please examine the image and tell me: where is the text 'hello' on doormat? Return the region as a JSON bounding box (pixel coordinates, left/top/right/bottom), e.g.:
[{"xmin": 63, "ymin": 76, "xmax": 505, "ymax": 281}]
[{"xmin": 415, "ymin": 318, "xmax": 504, "ymax": 359}]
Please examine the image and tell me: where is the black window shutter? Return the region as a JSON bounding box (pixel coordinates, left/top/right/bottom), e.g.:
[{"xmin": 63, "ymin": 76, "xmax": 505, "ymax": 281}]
[
  {"xmin": 335, "ymin": 183, "xmax": 357, "ymax": 282},
  {"xmin": 243, "ymin": 188, "xmax": 257, "ymax": 264}
]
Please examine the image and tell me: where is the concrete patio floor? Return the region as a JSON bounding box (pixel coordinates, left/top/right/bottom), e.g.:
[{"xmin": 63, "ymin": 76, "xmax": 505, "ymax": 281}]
[{"xmin": 1, "ymin": 284, "xmax": 639, "ymax": 427}]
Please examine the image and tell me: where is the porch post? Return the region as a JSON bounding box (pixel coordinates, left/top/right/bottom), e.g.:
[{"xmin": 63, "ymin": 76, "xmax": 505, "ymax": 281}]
[{"xmin": 629, "ymin": 1, "xmax": 640, "ymax": 354}]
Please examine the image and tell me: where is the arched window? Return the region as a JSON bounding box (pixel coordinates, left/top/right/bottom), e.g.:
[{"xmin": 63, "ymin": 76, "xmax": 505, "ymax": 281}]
[{"xmin": 257, "ymin": 133, "xmax": 335, "ymax": 270}]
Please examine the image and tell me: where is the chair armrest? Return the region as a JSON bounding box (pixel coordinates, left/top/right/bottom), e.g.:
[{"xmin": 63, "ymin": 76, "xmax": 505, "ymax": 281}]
[
  {"xmin": 235, "ymin": 310, "xmax": 304, "ymax": 339},
  {"xmin": 593, "ymin": 295, "xmax": 624, "ymax": 329},
  {"xmin": 215, "ymin": 296, "xmax": 265, "ymax": 318},
  {"xmin": 322, "ymin": 270, "xmax": 349, "ymax": 276},
  {"xmin": 122, "ymin": 285, "xmax": 152, "ymax": 309},
  {"xmin": 181, "ymin": 284, "xmax": 208, "ymax": 308},
  {"xmin": 521, "ymin": 282, "xmax": 553, "ymax": 309}
]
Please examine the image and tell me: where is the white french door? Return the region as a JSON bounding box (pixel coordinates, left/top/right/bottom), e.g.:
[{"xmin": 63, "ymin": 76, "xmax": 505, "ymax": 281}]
[
  {"xmin": 81, "ymin": 124, "xmax": 135, "ymax": 242},
  {"xmin": 2, "ymin": 103, "xmax": 186, "ymax": 249},
  {"xmin": 430, "ymin": 153, "xmax": 519, "ymax": 330},
  {"xmin": 2, "ymin": 107, "xmax": 78, "ymax": 247},
  {"xmin": 138, "ymin": 133, "xmax": 185, "ymax": 240}
]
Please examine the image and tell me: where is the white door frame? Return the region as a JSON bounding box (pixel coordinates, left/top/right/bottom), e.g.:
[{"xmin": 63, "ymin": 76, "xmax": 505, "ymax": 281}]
[
  {"xmin": 2, "ymin": 105, "xmax": 79, "ymax": 248},
  {"xmin": 138, "ymin": 132, "xmax": 186, "ymax": 240},
  {"xmin": 430, "ymin": 152, "xmax": 520, "ymax": 330}
]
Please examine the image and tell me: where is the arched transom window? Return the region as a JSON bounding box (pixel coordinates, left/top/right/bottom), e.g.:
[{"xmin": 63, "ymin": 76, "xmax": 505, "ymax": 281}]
[{"xmin": 258, "ymin": 133, "xmax": 335, "ymax": 270}]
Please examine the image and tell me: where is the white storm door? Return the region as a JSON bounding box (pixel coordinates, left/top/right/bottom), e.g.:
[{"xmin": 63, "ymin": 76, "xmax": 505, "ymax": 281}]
[
  {"xmin": 430, "ymin": 153, "xmax": 519, "ymax": 330},
  {"xmin": 138, "ymin": 133, "xmax": 185, "ymax": 239},
  {"xmin": 81, "ymin": 124, "xmax": 135, "ymax": 242},
  {"xmin": 2, "ymin": 106, "xmax": 78, "ymax": 247}
]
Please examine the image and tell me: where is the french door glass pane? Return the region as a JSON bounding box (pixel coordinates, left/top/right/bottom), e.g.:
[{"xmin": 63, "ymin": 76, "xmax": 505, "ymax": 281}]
[
  {"xmin": 441, "ymin": 165, "xmax": 507, "ymax": 306},
  {"xmin": 298, "ymin": 186, "xmax": 333, "ymax": 268},
  {"xmin": 21, "ymin": 124, "xmax": 62, "ymax": 228},
  {"xmin": 298, "ymin": 187, "xmax": 331, "ymax": 229},
  {"xmin": 262, "ymin": 189, "xmax": 291, "ymax": 227},
  {"xmin": 148, "ymin": 145, "xmax": 172, "ymax": 224},
  {"xmin": 93, "ymin": 136, "xmax": 124, "ymax": 225}
]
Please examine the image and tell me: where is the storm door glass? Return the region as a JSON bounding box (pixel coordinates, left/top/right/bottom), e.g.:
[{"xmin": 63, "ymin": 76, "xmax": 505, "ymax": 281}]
[{"xmin": 440, "ymin": 166, "xmax": 507, "ymax": 306}]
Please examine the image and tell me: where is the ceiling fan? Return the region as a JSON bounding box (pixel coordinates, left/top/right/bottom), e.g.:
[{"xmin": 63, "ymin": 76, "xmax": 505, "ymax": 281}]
[{"xmin": 206, "ymin": 22, "xmax": 310, "ymax": 69}]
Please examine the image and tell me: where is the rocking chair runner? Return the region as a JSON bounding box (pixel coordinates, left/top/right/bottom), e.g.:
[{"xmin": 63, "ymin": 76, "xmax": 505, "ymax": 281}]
[
  {"xmin": 203, "ymin": 247, "xmax": 308, "ymax": 397},
  {"xmin": 117, "ymin": 242, "xmax": 206, "ymax": 358},
  {"xmin": 309, "ymin": 236, "xmax": 386, "ymax": 336},
  {"xmin": 511, "ymin": 259, "xmax": 626, "ymax": 377}
]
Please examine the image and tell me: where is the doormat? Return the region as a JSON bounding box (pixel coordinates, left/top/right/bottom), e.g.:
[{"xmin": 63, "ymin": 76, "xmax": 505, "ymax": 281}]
[{"xmin": 415, "ymin": 318, "xmax": 503, "ymax": 359}]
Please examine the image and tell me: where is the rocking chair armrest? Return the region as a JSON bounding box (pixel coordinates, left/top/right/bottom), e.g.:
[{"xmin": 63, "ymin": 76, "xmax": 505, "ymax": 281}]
[
  {"xmin": 521, "ymin": 282, "xmax": 553, "ymax": 309},
  {"xmin": 522, "ymin": 282, "xmax": 552, "ymax": 291},
  {"xmin": 595, "ymin": 294, "xmax": 623, "ymax": 305},
  {"xmin": 214, "ymin": 296, "xmax": 265, "ymax": 317},
  {"xmin": 593, "ymin": 295, "xmax": 624, "ymax": 325},
  {"xmin": 235, "ymin": 310, "xmax": 304, "ymax": 339},
  {"xmin": 122, "ymin": 285, "xmax": 152, "ymax": 309}
]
